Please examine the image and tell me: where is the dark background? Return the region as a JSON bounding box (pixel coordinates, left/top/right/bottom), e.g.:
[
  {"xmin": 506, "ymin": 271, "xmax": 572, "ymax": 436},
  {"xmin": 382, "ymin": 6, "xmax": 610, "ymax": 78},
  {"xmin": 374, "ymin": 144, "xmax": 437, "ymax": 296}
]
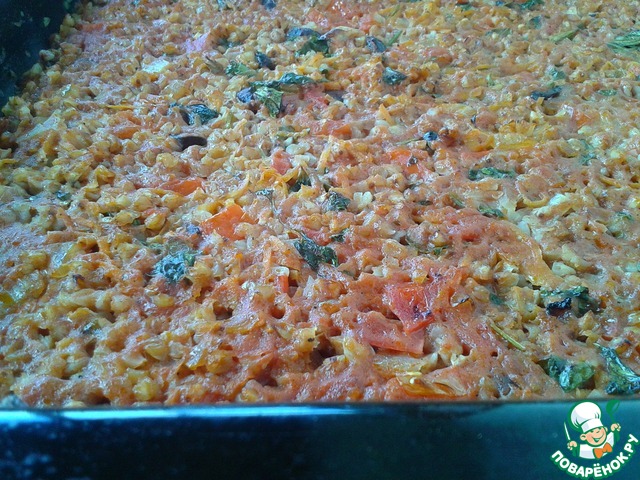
[
  {"xmin": 0, "ymin": 0, "xmax": 73, "ymax": 108},
  {"xmin": 1, "ymin": 401, "xmax": 640, "ymax": 480}
]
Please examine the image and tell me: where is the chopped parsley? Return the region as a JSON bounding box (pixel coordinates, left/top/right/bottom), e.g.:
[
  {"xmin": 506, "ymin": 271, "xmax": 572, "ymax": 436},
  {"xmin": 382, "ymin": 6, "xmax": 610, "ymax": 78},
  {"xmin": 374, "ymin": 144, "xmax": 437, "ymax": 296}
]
[
  {"xmin": 255, "ymin": 52, "xmax": 275, "ymax": 70},
  {"xmin": 386, "ymin": 30, "xmax": 402, "ymax": 46},
  {"xmin": 423, "ymin": 131, "xmax": 439, "ymax": 142},
  {"xmin": 431, "ymin": 245, "xmax": 450, "ymax": 257},
  {"xmin": 226, "ymin": 61, "xmax": 256, "ymax": 77},
  {"xmin": 541, "ymin": 286, "xmax": 601, "ymax": 318},
  {"xmin": 276, "ymin": 72, "xmax": 315, "ymax": 86},
  {"xmin": 468, "ymin": 167, "xmax": 516, "ymax": 180},
  {"xmin": 238, "ymin": 73, "xmax": 315, "ymax": 116},
  {"xmin": 330, "ymin": 229, "xmax": 348, "ymax": 243},
  {"xmin": 502, "ymin": 0, "xmax": 543, "ymax": 10},
  {"xmin": 608, "ymin": 31, "xmax": 640, "ymax": 50},
  {"xmin": 490, "ymin": 293, "xmax": 505, "ymax": 306},
  {"xmin": 449, "ymin": 193, "xmax": 465, "ymax": 208},
  {"xmin": 541, "ymin": 356, "xmax": 594, "ymax": 392},
  {"xmin": 236, "ymin": 87, "xmax": 254, "ymax": 104},
  {"xmin": 382, "ymin": 67, "xmax": 407, "ymax": 85},
  {"xmin": 286, "ymin": 27, "xmax": 321, "ymax": 41},
  {"xmin": 365, "ymin": 36, "xmax": 387, "ymax": 53},
  {"xmin": 488, "ymin": 28, "xmax": 511, "ymax": 37},
  {"xmin": 297, "ymin": 37, "xmax": 330, "ymax": 56},
  {"xmin": 177, "ymin": 104, "xmax": 219, "ymax": 125},
  {"xmin": 599, "ymin": 346, "xmax": 640, "ymax": 395},
  {"xmin": 550, "ymin": 25, "xmax": 584, "ymax": 43},
  {"xmin": 530, "ymin": 86, "xmax": 562, "ymax": 101},
  {"xmin": 286, "ymin": 27, "xmax": 331, "ymax": 56},
  {"xmin": 545, "ymin": 297, "xmax": 572, "ymax": 317},
  {"xmin": 289, "ymin": 171, "xmax": 311, "ymax": 192},
  {"xmin": 154, "ymin": 249, "xmax": 196, "ymax": 283},
  {"xmin": 295, "ymin": 234, "xmax": 339, "ymax": 271},
  {"xmin": 253, "ymin": 86, "xmax": 283, "ymax": 117},
  {"xmin": 326, "ymin": 191, "xmax": 350, "ymax": 211},
  {"xmin": 478, "ymin": 205, "xmax": 504, "ymax": 218}
]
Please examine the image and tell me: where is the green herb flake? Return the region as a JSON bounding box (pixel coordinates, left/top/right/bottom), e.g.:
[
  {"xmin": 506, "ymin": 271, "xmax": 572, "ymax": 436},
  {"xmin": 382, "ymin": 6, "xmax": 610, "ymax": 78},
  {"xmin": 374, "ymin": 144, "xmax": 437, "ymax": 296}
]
[
  {"xmin": 599, "ymin": 346, "xmax": 640, "ymax": 395},
  {"xmin": 490, "ymin": 322, "xmax": 525, "ymax": 351},
  {"xmin": 541, "ymin": 286, "xmax": 601, "ymax": 317},
  {"xmin": 490, "ymin": 293, "xmax": 505, "ymax": 306},
  {"xmin": 277, "ymin": 72, "xmax": 315, "ymax": 86},
  {"xmin": 253, "ymin": 86, "xmax": 283, "ymax": 117},
  {"xmin": 178, "ymin": 104, "xmax": 219, "ymax": 125},
  {"xmin": 530, "ymin": 86, "xmax": 562, "ymax": 101},
  {"xmin": 529, "ymin": 15, "xmax": 542, "ymax": 29},
  {"xmin": 541, "ymin": 356, "xmax": 594, "ymax": 392},
  {"xmin": 365, "ymin": 36, "xmax": 387, "ymax": 52},
  {"xmin": 598, "ymin": 89, "xmax": 618, "ymax": 96},
  {"xmin": 56, "ymin": 191, "xmax": 72, "ymax": 202},
  {"xmin": 289, "ymin": 171, "xmax": 311, "ymax": 192},
  {"xmin": 607, "ymin": 211, "xmax": 633, "ymax": 238},
  {"xmin": 255, "ymin": 52, "xmax": 275, "ymax": 70},
  {"xmin": 478, "ymin": 205, "xmax": 504, "ymax": 218},
  {"xmin": 295, "ymin": 234, "xmax": 339, "ymax": 271},
  {"xmin": 154, "ymin": 249, "xmax": 197, "ymax": 284},
  {"xmin": 608, "ymin": 31, "xmax": 640, "ymax": 50},
  {"xmin": 546, "ymin": 296, "xmax": 572, "ymax": 317},
  {"xmin": 382, "ymin": 67, "xmax": 407, "ymax": 86},
  {"xmin": 449, "ymin": 193, "xmax": 465, "ymax": 208},
  {"xmin": 297, "ymin": 37, "xmax": 330, "ymax": 56},
  {"xmin": 331, "ymin": 229, "xmax": 348, "ymax": 243},
  {"xmin": 488, "ymin": 28, "xmax": 511, "ymax": 37},
  {"xmin": 549, "ymin": 26, "xmax": 583, "ymax": 43},
  {"xmin": 286, "ymin": 27, "xmax": 320, "ymax": 41},
  {"xmin": 326, "ymin": 191, "xmax": 350, "ymax": 211},
  {"xmin": 225, "ymin": 61, "xmax": 256, "ymax": 77},
  {"xmin": 468, "ymin": 167, "xmax": 516, "ymax": 180},
  {"xmin": 519, "ymin": 0, "xmax": 543, "ymax": 10},
  {"xmin": 432, "ymin": 245, "xmax": 450, "ymax": 257},
  {"xmin": 386, "ymin": 30, "xmax": 402, "ymax": 46}
]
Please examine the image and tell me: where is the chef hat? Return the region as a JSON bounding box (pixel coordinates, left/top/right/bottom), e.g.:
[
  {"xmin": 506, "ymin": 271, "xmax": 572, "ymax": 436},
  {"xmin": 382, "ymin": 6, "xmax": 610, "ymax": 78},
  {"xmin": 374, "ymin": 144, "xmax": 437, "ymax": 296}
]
[{"xmin": 570, "ymin": 402, "xmax": 604, "ymax": 434}]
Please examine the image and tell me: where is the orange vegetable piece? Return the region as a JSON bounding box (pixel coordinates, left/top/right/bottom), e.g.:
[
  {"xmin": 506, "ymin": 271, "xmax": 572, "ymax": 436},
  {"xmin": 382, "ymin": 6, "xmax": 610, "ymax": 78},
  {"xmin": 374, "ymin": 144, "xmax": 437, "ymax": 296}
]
[
  {"xmin": 200, "ymin": 204, "xmax": 253, "ymax": 240},
  {"xmin": 275, "ymin": 274, "xmax": 289, "ymax": 294},
  {"xmin": 113, "ymin": 125, "xmax": 139, "ymax": 140},
  {"xmin": 161, "ymin": 178, "xmax": 204, "ymax": 196}
]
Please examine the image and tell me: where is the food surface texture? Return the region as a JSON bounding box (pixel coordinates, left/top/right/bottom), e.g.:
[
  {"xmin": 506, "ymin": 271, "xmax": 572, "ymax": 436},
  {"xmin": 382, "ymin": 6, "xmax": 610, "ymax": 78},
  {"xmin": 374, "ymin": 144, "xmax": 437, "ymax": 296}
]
[{"xmin": 1, "ymin": 0, "xmax": 640, "ymax": 406}]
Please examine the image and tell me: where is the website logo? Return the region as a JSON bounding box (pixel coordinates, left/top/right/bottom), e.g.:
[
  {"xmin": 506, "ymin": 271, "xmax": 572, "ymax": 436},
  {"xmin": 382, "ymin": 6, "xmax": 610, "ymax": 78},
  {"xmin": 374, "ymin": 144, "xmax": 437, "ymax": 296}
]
[{"xmin": 550, "ymin": 400, "xmax": 638, "ymax": 478}]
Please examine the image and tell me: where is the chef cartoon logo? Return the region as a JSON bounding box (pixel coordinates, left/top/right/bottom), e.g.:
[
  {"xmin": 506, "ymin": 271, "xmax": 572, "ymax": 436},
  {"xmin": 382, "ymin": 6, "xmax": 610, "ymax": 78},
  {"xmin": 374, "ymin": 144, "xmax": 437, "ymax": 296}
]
[
  {"xmin": 566, "ymin": 401, "xmax": 620, "ymax": 460},
  {"xmin": 550, "ymin": 400, "xmax": 639, "ymax": 478}
]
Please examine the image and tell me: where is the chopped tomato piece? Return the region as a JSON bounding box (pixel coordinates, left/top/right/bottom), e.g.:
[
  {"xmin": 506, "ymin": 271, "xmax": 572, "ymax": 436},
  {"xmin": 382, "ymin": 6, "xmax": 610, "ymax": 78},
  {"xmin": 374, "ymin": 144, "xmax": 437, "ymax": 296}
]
[
  {"xmin": 200, "ymin": 204, "xmax": 253, "ymax": 240},
  {"xmin": 356, "ymin": 312, "xmax": 424, "ymax": 355},
  {"xmin": 271, "ymin": 150, "xmax": 292, "ymax": 175},
  {"xmin": 161, "ymin": 178, "xmax": 204, "ymax": 196},
  {"xmin": 303, "ymin": 87, "xmax": 329, "ymax": 110},
  {"xmin": 385, "ymin": 268, "xmax": 464, "ymax": 333}
]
